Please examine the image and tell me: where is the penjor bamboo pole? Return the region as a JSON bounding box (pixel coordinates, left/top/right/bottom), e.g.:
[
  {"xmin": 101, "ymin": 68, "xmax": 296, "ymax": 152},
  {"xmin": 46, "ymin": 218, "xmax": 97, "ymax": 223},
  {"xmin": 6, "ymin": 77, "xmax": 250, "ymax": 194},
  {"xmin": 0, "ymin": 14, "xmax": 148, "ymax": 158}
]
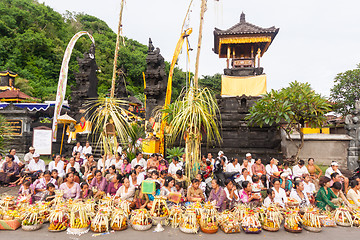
[
  {"xmin": 111, "ymin": 0, "xmax": 125, "ymax": 98},
  {"xmin": 193, "ymin": 0, "xmax": 206, "ymax": 89}
]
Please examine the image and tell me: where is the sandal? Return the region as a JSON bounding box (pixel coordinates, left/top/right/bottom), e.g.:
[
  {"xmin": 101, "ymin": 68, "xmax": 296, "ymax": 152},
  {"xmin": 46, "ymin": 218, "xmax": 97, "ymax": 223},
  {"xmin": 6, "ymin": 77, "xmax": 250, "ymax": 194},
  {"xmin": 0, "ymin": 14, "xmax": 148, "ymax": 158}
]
[{"xmin": 9, "ymin": 184, "xmax": 16, "ymax": 187}]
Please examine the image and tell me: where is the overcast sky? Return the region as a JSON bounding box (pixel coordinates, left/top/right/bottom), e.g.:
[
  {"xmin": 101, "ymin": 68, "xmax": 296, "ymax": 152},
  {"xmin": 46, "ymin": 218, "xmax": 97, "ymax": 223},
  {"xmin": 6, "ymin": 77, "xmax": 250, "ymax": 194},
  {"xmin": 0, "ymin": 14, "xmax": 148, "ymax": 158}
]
[{"xmin": 40, "ymin": 0, "xmax": 360, "ymax": 96}]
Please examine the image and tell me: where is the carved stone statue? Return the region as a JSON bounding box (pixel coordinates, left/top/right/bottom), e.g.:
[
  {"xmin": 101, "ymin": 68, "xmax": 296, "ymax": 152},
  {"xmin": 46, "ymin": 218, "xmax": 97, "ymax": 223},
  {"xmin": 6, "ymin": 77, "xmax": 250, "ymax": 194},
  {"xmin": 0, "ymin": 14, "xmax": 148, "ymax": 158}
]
[
  {"xmin": 144, "ymin": 38, "xmax": 167, "ymax": 120},
  {"xmin": 69, "ymin": 43, "xmax": 99, "ymax": 121}
]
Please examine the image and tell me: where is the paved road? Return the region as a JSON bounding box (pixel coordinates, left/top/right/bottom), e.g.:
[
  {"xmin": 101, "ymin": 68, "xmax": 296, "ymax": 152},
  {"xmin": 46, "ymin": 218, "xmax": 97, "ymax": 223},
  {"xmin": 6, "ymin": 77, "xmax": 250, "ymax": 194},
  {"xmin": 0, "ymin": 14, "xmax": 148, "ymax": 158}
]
[{"xmin": 1, "ymin": 223, "xmax": 360, "ymax": 240}]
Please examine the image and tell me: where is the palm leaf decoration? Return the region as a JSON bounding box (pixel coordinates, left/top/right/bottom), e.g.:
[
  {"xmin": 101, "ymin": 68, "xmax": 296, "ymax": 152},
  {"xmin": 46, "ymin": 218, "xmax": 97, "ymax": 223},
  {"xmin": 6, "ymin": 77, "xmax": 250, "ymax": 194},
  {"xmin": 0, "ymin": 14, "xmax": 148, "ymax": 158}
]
[
  {"xmin": 85, "ymin": 97, "xmax": 135, "ymax": 159},
  {"xmin": 166, "ymin": 86, "xmax": 221, "ymax": 179}
]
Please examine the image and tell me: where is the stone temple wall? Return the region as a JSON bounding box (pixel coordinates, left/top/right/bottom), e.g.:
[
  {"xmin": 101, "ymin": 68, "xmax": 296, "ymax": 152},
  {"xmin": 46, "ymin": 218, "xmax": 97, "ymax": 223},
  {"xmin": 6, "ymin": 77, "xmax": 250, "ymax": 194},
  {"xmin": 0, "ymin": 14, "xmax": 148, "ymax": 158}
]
[{"xmin": 201, "ymin": 95, "xmax": 282, "ymax": 162}]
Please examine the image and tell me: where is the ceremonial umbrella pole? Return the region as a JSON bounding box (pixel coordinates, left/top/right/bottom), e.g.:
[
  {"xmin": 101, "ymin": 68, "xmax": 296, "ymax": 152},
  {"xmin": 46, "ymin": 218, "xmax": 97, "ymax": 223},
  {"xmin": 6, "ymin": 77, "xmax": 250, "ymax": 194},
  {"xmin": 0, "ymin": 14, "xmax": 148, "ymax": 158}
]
[{"xmin": 57, "ymin": 113, "xmax": 76, "ymax": 155}]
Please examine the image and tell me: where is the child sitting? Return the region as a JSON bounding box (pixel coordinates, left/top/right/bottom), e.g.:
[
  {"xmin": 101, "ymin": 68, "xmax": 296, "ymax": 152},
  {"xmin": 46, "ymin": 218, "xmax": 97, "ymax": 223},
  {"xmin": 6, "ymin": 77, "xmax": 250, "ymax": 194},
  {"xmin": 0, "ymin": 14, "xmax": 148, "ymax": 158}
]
[
  {"xmin": 252, "ymin": 175, "xmax": 265, "ymax": 198},
  {"xmin": 158, "ymin": 159, "xmax": 168, "ymax": 172},
  {"xmin": 18, "ymin": 180, "xmax": 33, "ymax": 204},
  {"xmin": 41, "ymin": 183, "xmax": 56, "ymax": 202},
  {"xmin": 203, "ymin": 160, "xmax": 212, "ymax": 179}
]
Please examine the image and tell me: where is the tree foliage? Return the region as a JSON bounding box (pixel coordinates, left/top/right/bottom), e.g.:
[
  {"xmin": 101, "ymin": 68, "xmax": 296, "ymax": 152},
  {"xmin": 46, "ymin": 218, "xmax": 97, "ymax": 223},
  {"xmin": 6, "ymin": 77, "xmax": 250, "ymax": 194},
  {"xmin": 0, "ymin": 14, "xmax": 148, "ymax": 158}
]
[
  {"xmin": 198, "ymin": 73, "xmax": 222, "ymax": 95},
  {"xmin": 0, "ymin": 0, "xmax": 188, "ymax": 101},
  {"xmin": 246, "ymin": 81, "xmax": 331, "ymax": 159},
  {"xmin": 330, "ymin": 64, "xmax": 360, "ymax": 116}
]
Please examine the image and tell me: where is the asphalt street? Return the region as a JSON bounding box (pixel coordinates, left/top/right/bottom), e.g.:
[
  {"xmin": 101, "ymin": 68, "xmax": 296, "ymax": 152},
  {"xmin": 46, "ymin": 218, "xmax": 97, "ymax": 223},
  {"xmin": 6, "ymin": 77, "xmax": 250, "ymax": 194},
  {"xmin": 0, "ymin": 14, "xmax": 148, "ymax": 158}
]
[{"xmin": 1, "ymin": 223, "xmax": 360, "ymax": 240}]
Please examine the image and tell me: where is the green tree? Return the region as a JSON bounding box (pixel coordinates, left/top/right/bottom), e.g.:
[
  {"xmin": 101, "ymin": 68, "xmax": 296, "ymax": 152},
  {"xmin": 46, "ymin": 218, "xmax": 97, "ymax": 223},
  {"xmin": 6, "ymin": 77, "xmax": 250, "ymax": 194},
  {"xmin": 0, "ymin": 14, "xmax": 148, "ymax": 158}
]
[
  {"xmin": 330, "ymin": 64, "xmax": 360, "ymax": 116},
  {"xmin": 199, "ymin": 73, "xmax": 222, "ymax": 95},
  {"xmin": 246, "ymin": 81, "xmax": 331, "ymax": 160}
]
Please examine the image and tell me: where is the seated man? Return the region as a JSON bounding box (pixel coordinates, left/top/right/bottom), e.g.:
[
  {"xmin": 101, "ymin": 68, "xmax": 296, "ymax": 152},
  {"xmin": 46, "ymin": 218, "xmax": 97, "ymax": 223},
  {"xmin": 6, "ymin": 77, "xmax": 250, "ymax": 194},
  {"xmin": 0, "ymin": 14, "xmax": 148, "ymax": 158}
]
[
  {"xmin": 27, "ymin": 153, "xmax": 45, "ymax": 176},
  {"xmin": 325, "ymin": 162, "xmax": 349, "ymax": 192}
]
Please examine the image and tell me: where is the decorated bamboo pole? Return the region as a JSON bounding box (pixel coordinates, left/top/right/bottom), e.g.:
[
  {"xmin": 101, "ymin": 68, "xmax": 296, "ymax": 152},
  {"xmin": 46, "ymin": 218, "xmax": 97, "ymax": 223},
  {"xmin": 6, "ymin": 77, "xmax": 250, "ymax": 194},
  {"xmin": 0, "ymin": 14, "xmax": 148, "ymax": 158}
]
[
  {"xmin": 193, "ymin": 0, "xmax": 207, "ymax": 89},
  {"xmin": 110, "ymin": 0, "xmax": 125, "ymax": 98}
]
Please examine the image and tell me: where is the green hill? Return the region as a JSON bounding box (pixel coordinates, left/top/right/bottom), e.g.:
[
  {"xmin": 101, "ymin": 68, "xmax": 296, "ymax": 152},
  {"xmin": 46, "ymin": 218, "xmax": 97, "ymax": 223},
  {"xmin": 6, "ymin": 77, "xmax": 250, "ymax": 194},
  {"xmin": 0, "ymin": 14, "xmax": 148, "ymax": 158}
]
[{"xmin": 0, "ymin": 0, "xmax": 220, "ymax": 101}]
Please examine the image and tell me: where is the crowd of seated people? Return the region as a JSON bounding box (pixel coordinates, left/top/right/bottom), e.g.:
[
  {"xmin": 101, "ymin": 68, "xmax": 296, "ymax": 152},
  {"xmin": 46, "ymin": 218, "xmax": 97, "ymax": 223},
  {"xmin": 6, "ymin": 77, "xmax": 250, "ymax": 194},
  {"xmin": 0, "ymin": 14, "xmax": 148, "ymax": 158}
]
[{"xmin": 1, "ymin": 144, "xmax": 359, "ymax": 213}]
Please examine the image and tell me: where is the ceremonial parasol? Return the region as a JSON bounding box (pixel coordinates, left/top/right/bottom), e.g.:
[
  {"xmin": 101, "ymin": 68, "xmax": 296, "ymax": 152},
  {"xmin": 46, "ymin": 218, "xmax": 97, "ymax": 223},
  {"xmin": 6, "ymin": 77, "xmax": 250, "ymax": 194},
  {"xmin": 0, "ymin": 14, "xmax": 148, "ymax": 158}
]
[{"xmin": 57, "ymin": 113, "xmax": 76, "ymax": 155}]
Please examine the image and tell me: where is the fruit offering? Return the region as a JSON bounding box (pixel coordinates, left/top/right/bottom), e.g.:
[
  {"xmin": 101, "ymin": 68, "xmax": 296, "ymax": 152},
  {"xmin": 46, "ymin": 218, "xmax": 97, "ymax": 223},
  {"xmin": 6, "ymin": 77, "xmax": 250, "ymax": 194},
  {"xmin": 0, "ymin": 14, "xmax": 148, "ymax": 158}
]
[
  {"xmin": 130, "ymin": 209, "xmax": 152, "ymax": 226},
  {"xmin": 69, "ymin": 202, "xmax": 90, "ymax": 229},
  {"xmin": 0, "ymin": 195, "xmax": 16, "ymax": 210},
  {"xmin": 199, "ymin": 202, "xmax": 218, "ymax": 233},
  {"xmin": 48, "ymin": 207, "xmax": 68, "ymax": 231},
  {"xmin": 284, "ymin": 209, "xmax": 302, "ymax": 232},
  {"xmin": 218, "ymin": 211, "xmax": 241, "ymax": 234},
  {"xmin": 334, "ymin": 207, "xmax": 353, "ymax": 226},
  {"xmin": 168, "ymin": 205, "xmax": 183, "ymax": 228},
  {"xmin": 150, "ymin": 196, "xmax": 169, "ymax": 218},
  {"xmin": 241, "ymin": 210, "xmax": 262, "ymax": 234},
  {"xmin": 91, "ymin": 209, "xmax": 110, "ymax": 233},
  {"xmin": 110, "ymin": 207, "xmax": 127, "ymax": 231},
  {"xmin": 262, "ymin": 205, "xmax": 283, "ymax": 231},
  {"xmin": 180, "ymin": 208, "xmax": 199, "ymax": 233},
  {"xmin": 21, "ymin": 207, "xmax": 43, "ymax": 226},
  {"xmin": 302, "ymin": 207, "xmax": 321, "ymax": 228}
]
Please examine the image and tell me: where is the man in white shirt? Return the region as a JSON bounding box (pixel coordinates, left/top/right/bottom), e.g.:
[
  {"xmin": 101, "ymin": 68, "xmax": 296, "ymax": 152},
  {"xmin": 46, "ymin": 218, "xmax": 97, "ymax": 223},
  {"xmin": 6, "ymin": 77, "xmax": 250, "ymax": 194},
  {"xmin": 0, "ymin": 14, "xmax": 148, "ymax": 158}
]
[
  {"xmin": 218, "ymin": 151, "xmax": 228, "ymax": 166},
  {"xmin": 226, "ymin": 158, "xmax": 241, "ymax": 174},
  {"xmin": 266, "ymin": 158, "xmax": 279, "ymax": 181},
  {"xmin": 168, "ymin": 156, "xmax": 183, "ymax": 175},
  {"xmin": 72, "ymin": 142, "xmax": 83, "ymax": 157},
  {"xmin": 245, "ymin": 153, "xmax": 255, "ymax": 166},
  {"xmin": 131, "ymin": 152, "xmax": 147, "ymax": 170},
  {"xmin": 48, "ymin": 154, "xmax": 65, "ymax": 178},
  {"xmin": 27, "ymin": 153, "xmax": 45, "ymax": 173},
  {"xmin": 325, "ymin": 161, "xmax": 349, "ymax": 190},
  {"xmin": 292, "ymin": 160, "xmax": 309, "ymax": 178},
  {"xmin": 82, "ymin": 141, "xmax": 92, "ymax": 155},
  {"xmin": 24, "ymin": 146, "xmax": 35, "ymax": 167}
]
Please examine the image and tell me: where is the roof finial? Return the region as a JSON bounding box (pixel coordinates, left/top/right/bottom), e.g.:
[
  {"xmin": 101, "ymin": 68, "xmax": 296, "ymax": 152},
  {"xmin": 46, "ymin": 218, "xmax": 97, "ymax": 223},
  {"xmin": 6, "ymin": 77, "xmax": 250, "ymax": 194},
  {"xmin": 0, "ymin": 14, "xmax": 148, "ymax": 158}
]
[{"xmin": 240, "ymin": 12, "xmax": 246, "ymax": 23}]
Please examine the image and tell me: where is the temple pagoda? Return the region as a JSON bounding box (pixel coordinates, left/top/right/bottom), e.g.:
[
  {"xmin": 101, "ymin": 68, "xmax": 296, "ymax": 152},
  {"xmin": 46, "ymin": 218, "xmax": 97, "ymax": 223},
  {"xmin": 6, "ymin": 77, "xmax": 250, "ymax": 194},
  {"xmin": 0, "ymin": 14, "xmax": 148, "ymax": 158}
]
[
  {"xmin": 213, "ymin": 12, "xmax": 279, "ymax": 96},
  {"xmin": 207, "ymin": 12, "xmax": 281, "ymax": 160}
]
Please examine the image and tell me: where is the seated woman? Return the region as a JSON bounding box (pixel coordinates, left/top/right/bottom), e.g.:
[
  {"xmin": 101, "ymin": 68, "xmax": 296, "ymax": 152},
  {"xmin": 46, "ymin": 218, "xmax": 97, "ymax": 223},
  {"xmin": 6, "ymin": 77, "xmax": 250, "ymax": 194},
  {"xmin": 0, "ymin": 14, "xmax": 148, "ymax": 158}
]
[
  {"xmin": 224, "ymin": 179, "xmax": 239, "ymax": 209},
  {"xmin": 105, "ymin": 165, "xmax": 117, "ymax": 182},
  {"xmin": 174, "ymin": 170, "xmax": 187, "ymax": 188},
  {"xmin": 316, "ymin": 176, "xmax": 338, "ymax": 211},
  {"xmin": 160, "ymin": 176, "xmax": 175, "ymax": 197},
  {"xmin": 239, "ymin": 168, "xmax": 252, "ymax": 184},
  {"xmin": 331, "ymin": 181, "xmax": 350, "ymax": 207},
  {"xmin": 347, "ymin": 179, "xmax": 360, "ymax": 208},
  {"xmin": 272, "ymin": 178, "xmax": 288, "ymax": 207},
  {"xmin": 129, "ymin": 165, "xmax": 145, "ymax": 187},
  {"xmin": 208, "ymin": 179, "xmax": 227, "ymax": 212},
  {"xmin": 115, "ymin": 177, "xmax": 135, "ymax": 202},
  {"xmin": 290, "ymin": 180, "xmax": 310, "ymax": 208},
  {"xmin": 80, "ymin": 182, "xmax": 93, "ymax": 199},
  {"xmin": 34, "ymin": 170, "xmax": 58, "ymax": 201},
  {"xmin": 120, "ymin": 157, "xmax": 131, "ymax": 176},
  {"xmin": 107, "ymin": 173, "xmax": 122, "ymax": 196},
  {"xmin": 66, "ymin": 157, "xmax": 81, "ymax": 175},
  {"xmin": 187, "ymin": 178, "xmax": 205, "ymax": 202},
  {"xmin": 90, "ymin": 170, "xmax": 108, "ymax": 198},
  {"xmin": 239, "ymin": 181, "xmax": 261, "ymax": 206},
  {"xmin": 59, "ymin": 173, "xmax": 81, "ymax": 199},
  {"xmin": 0, "ymin": 154, "xmax": 19, "ymax": 186},
  {"xmin": 263, "ymin": 188, "xmax": 276, "ymax": 207}
]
